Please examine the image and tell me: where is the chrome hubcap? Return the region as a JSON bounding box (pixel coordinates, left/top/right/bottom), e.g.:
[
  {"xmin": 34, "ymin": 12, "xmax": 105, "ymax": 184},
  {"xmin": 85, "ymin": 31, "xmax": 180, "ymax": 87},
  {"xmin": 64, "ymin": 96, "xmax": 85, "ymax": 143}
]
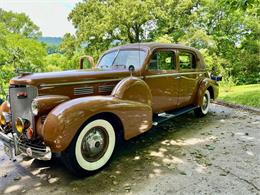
[
  {"xmin": 202, "ymin": 95, "xmax": 209, "ymax": 110},
  {"xmin": 81, "ymin": 126, "xmax": 109, "ymax": 162}
]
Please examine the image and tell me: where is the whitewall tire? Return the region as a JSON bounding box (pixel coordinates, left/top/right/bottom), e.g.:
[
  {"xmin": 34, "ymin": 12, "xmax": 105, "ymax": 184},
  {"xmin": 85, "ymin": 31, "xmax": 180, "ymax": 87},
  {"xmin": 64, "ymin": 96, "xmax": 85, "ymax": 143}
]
[
  {"xmin": 75, "ymin": 119, "xmax": 116, "ymax": 171},
  {"xmin": 194, "ymin": 90, "xmax": 210, "ymax": 117},
  {"xmin": 62, "ymin": 118, "xmax": 117, "ymax": 176}
]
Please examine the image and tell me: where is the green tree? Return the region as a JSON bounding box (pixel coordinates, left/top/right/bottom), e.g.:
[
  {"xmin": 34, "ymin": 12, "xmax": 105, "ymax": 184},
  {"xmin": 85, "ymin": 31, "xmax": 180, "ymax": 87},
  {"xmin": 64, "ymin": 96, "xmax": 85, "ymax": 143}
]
[
  {"xmin": 0, "ymin": 9, "xmax": 46, "ymax": 97},
  {"xmin": 0, "ymin": 8, "xmax": 41, "ymax": 38},
  {"xmin": 0, "ymin": 31, "xmax": 47, "ymax": 96},
  {"xmin": 60, "ymin": 33, "xmax": 78, "ymax": 58},
  {"xmin": 68, "ymin": 0, "xmax": 156, "ymax": 55}
]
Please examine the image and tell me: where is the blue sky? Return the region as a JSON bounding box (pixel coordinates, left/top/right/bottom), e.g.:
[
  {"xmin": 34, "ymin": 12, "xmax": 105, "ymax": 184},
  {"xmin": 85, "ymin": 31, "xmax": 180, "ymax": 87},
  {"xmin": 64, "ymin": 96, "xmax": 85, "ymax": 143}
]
[{"xmin": 0, "ymin": 0, "xmax": 81, "ymax": 37}]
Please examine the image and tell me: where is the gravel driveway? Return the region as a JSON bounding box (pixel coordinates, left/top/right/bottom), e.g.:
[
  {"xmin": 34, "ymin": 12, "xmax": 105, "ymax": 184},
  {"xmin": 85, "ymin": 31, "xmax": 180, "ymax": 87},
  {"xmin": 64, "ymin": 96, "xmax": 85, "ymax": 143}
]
[{"xmin": 0, "ymin": 104, "xmax": 259, "ymax": 195}]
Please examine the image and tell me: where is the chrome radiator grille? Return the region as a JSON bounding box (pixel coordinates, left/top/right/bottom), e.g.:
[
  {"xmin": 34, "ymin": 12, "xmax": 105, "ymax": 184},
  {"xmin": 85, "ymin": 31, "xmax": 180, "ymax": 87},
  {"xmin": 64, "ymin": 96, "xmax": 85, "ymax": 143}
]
[{"xmin": 9, "ymin": 85, "xmax": 38, "ymax": 134}]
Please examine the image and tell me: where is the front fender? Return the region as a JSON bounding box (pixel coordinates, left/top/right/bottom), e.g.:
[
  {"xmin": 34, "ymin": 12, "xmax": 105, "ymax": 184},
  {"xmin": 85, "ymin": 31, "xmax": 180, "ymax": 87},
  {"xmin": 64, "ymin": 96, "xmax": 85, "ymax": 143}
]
[
  {"xmin": 42, "ymin": 96, "xmax": 152, "ymax": 152},
  {"xmin": 0, "ymin": 101, "xmax": 10, "ymax": 113},
  {"xmin": 196, "ymin": 78, "xmax": 219, "ymax": 106}
]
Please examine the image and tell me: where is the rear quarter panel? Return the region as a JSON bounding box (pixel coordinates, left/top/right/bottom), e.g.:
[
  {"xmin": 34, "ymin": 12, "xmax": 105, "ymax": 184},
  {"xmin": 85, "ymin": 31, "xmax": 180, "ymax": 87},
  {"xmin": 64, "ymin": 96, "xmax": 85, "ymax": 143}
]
[{"xmin": 195, "ymin": 78, "xmax": 219, "ymax": 106}]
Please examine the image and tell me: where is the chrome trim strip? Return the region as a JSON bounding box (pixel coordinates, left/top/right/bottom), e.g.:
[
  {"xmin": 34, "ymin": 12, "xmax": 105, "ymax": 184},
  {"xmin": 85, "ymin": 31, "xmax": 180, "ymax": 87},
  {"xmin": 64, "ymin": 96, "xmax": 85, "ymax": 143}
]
[
  {"xmin": 0, "ymin": 132, "xmax": 52, "ymax": 161},
  {"xmin": 40, "ymin": 71, "xmax": 206, "ymax": 87},
  {"xmin": 145, "ymin": 72, "xmax": 206, "ymax": 78},
  {"xmin": 40, "ymin": 78, "xmax": 123, "ymax": 87},
  {"xmin": 74, "ymin": 87, "xmax": 94, "ymax": 91}
]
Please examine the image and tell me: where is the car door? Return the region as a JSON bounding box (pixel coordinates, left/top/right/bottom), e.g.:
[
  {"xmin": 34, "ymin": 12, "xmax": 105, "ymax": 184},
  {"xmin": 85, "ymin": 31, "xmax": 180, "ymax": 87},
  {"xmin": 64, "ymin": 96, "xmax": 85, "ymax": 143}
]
[
  {"xmin": 177, "ymin": 50, "xmax": 200, "ymax": 107},
  {"xmin": 144, "ymin": 49, "xmax": 179, "ymax": 113}
]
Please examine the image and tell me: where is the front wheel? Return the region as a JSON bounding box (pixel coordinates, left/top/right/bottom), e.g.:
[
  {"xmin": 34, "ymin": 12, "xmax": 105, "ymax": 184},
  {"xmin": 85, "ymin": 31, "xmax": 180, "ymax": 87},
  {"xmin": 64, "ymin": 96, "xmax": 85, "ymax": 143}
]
[
  {"xmin": 194, "ymin": 90, "xmax": 210, "ymax": 117},
  {"xmin": 61, "ymin": 119, "xmax": 116, "ymax": 177}
]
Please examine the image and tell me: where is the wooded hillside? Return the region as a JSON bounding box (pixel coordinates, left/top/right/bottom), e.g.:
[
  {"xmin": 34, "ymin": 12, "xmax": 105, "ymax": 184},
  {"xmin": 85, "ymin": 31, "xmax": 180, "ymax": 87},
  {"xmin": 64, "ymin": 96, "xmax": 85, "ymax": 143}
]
[{"xmin": 0, "ymin": 0, "xmax": 259, "ymax": 97}]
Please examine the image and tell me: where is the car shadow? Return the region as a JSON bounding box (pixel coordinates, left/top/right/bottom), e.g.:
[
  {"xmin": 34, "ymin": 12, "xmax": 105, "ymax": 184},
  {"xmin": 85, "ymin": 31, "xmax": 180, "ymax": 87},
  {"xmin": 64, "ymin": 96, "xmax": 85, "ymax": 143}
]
[{"xmin": 2, "ymin": 105, "xmax": 232, "ymax": 194}]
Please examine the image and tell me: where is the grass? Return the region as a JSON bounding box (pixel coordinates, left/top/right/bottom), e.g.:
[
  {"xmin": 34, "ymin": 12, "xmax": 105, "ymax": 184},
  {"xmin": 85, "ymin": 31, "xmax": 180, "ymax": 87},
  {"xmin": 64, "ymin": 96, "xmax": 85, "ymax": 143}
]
[{"xmin": 219, "ymin": 84, "xmax": 260, "ymax": 108}]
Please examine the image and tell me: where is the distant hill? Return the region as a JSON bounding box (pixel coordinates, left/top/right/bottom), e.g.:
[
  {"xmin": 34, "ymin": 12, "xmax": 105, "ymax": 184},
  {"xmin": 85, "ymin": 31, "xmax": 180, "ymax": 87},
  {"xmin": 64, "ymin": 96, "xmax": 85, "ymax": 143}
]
[{"xmin": 38, "ymin": 37, "xmax": 62, "ymax": 46}]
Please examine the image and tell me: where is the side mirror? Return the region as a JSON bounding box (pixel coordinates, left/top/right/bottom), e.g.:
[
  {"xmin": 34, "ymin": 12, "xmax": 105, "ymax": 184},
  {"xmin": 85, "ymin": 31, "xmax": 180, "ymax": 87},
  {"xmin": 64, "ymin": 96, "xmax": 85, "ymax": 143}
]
[{"xmin": 79, "ymin": 55, "xmax": 95, "ymax": 69}]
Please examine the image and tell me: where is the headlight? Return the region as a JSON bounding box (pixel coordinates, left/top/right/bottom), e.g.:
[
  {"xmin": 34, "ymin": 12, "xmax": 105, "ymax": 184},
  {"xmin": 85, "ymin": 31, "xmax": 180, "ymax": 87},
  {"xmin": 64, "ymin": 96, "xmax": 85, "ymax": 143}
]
[
  {"xmin": 31, "ymin": 100, "xmax": 39, "ymax": 115},
  {"xmin": 0, "ymin": 112, "xmax": 11, "ymax": 126},
  {"xmin": 0, "ymin": 113, "xmax": 6, "ymax": 125},
  {"xmin": 15, "ymin": 117, "xmax": 30, "ymax": 133}
]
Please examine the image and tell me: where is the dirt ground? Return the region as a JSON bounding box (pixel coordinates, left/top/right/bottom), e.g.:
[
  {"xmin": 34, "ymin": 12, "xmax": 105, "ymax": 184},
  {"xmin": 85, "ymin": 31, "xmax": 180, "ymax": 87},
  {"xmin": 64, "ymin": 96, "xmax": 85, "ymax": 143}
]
[{"xmin": 0, "ymin": 104, "xmax": 259, "ymax": 195}]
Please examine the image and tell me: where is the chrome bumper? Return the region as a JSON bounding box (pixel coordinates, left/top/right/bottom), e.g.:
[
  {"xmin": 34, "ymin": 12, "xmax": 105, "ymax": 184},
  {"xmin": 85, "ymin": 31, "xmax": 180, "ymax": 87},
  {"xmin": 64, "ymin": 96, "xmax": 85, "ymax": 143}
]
[{"xmin": 0, "ymin": 128, "xmax": 51, "ymax": 161}]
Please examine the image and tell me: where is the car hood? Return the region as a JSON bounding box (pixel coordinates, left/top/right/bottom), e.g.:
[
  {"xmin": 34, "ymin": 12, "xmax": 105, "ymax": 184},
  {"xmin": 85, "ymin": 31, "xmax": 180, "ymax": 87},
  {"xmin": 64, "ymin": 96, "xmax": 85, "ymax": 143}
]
[{"xmin": 10, "ymin": 69, "xmax": 132, "ymax": 87}]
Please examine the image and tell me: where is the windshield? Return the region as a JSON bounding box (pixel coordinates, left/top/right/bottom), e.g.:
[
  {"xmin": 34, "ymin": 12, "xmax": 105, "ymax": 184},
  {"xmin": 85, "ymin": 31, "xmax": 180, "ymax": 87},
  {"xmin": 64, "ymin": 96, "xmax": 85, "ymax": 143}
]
[{"xmin": 97, "ymin": 50, "xmax": 146, "ymax": 71}]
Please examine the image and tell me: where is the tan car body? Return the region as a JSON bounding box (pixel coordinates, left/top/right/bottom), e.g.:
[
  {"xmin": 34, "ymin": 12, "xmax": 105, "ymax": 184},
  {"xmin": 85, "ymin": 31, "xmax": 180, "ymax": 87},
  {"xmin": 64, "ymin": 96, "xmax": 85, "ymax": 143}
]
[{"xmin": 1, "ymin": 43, "xmax": 219, "ymax": 152}]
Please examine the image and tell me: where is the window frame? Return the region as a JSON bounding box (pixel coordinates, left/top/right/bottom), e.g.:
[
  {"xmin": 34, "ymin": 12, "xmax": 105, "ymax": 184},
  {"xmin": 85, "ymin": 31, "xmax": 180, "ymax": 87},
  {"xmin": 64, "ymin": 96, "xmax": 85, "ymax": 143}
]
[
  {"xmin": 147, "ymin": 48, "xmax": 177, "ymax": 72},
  {"xmin": 177, "ymin": 50, "xmax": 198, "ymax": 71},
  {"xmin": 97, "ymin": 48, "xmax": 148, "ymax": 71}
]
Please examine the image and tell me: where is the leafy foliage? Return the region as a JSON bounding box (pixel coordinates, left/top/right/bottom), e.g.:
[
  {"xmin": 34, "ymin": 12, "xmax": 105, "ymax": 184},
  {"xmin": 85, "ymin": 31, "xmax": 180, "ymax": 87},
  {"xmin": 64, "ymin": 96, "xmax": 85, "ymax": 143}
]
[
  {"xmin": 0, "ymin": 0, "xmax": 259, "ymax": 99},
  {"xmin": 65, "ymin": 0, "xmax": 259, "ymax": 84},
  {"xmin": 0, "ymin": 11, "xmax": 46, "ymax": 97},
  {"xmin": 0, "ymin": 8, "xmax": 41, "ymax": 38}
]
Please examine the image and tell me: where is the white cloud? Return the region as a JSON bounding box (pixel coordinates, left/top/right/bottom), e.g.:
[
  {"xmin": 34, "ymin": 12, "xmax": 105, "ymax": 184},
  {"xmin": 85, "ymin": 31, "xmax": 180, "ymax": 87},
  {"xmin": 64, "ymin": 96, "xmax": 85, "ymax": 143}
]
[{"xmin": 0, "ymin": 0, "xmax": 81, "ymax": 37}]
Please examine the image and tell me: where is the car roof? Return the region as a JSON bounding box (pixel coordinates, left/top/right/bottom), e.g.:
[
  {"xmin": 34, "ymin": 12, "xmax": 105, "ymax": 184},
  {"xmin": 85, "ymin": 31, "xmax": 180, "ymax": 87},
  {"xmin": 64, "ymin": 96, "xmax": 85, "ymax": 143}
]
[
  {"xmin": 106, "ymin": 42, "xmax": 200, "ymax": 54},
  {"xmin": 102, "ymin": 42, "xmax": 206, "ymax": 69}
]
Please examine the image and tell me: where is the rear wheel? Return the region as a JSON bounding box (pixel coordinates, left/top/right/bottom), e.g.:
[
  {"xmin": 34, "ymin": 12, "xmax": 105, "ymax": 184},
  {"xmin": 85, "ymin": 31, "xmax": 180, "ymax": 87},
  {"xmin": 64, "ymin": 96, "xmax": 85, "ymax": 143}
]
[
  {"xmin": 194, "ymin": 90, "xmax": 210, "ymax": 117},
  {"xmin": 61, "ymin": 119, "xmax": 116, "ymax": 177}
]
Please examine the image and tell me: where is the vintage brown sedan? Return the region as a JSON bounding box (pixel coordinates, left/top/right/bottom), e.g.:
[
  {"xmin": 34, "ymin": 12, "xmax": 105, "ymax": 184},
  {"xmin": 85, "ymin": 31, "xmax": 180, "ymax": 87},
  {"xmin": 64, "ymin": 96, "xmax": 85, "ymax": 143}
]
[{"xmin": 0, "ymin": 43, "xmax": 220, "ymax": 176}]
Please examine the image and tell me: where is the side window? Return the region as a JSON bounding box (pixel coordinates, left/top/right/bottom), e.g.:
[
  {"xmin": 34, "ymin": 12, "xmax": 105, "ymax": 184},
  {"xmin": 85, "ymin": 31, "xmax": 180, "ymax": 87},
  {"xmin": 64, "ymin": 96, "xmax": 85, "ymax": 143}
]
[
  {"xmin": 149, "ymin": 51, "xmax": 175, "ymax": 70},
  {"xmin": 179, "ymin": 52, "xmax": 196, "ymax": 69}
]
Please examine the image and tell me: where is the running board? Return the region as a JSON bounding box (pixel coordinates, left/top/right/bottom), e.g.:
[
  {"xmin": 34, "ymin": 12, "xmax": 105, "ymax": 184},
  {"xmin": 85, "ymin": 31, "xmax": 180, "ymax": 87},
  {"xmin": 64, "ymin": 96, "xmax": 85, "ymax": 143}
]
[{"xmin": 152, "ymin": 105, "xmax": 198, "ymax": 126}]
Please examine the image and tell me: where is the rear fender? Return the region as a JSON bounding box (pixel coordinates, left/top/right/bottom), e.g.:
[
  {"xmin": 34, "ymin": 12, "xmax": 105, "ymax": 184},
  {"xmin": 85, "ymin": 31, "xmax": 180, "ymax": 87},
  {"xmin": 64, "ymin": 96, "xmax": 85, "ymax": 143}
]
[
  {"xmin": 196, "ymin": 78, "xmax": 219, "ymax": 106},
  {"xmin": 112, "ymin": 76, "xmax": 152, "ymax": 106}
]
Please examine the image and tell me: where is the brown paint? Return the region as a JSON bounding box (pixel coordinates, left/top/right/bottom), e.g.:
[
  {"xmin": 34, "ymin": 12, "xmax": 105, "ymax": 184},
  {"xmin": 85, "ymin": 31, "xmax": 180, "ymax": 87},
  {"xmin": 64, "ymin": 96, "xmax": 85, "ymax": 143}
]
[
  {"xmin": 79, "ymin": 55, "xmax": 95, "ymax": 69},
  {"xmin": 7, "ymin": 43, "xmax": 219, "ymax": 152},
  {"xmin": 112, "ymin": 77, "xmax": 152, "ymax": 106},
  {"xmin": 33, "ymin": 95, "xmax": 70, "ymax": 115},
  {"xmin": 42, "ymin": 96, "xmax": 152, "ymax": 152},
  {"xmin": 0, "ymin": 101, "xmax": 10, "ymax": 113}
]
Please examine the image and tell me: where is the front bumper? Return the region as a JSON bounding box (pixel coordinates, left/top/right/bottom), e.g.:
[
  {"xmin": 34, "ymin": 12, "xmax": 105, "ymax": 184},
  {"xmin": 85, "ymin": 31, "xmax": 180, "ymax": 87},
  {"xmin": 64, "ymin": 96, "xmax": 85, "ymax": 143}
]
[{"xmin": 0, "ymin": 128, "xmax": 51, "ymax": 161}]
